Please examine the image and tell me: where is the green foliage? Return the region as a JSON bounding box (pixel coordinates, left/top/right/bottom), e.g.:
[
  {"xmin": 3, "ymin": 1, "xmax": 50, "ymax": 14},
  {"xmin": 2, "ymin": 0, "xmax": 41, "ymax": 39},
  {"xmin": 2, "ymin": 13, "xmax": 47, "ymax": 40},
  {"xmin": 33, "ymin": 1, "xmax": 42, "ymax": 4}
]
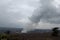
[{"xmin": 0, "ymin": 33, "xmax": 8, "ymax": 40}]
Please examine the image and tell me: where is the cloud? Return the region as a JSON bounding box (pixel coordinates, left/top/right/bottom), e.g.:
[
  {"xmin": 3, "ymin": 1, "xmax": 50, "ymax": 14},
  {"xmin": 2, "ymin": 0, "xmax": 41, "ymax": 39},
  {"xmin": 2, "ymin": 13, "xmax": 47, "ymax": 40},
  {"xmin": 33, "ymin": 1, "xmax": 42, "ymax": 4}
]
[
  {"xmin": 40, "ymin": 0, "xmax": 60, "ymax": 24},
  {"xmin": 0, "ymin": 0, "xmax": 60, "ymax": 30},
  {"xmin": 30, "ymin": 0, "xmax": 60, "ymax": 24},
  {"xmin": 0, "ymin": 0, "xmax": 39, "ymax": 28}
]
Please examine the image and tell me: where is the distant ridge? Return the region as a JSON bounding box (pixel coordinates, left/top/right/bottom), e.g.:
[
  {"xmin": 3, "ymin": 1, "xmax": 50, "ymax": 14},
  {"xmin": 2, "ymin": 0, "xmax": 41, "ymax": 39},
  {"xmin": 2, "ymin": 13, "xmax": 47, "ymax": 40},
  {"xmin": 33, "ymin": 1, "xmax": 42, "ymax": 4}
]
[
  {"xmin": 0, "ymin": 27, "xmax": 23, "ymax": 33},
  {"xmin": 27, "ymin": 29, "xmax": 52, "ymax": 33}
]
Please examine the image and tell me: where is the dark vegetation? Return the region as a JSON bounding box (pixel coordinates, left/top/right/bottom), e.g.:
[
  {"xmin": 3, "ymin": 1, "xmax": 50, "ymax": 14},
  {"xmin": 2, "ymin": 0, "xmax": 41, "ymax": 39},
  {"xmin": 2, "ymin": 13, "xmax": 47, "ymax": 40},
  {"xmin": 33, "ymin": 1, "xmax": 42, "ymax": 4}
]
[
  {"xmin": 0, "ymin": 27, "xmax": 60, "ymax": 40},
  {"xmin": 52, "ymin": 27, "xmax": 59, "ymax": 37}
]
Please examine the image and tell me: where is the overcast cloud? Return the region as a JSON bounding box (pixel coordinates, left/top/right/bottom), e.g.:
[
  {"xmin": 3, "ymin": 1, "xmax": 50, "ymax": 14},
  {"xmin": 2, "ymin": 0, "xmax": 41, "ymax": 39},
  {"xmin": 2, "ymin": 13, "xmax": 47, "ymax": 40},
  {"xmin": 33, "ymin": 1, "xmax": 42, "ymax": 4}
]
[{"xmin": 0, "ymin": 0, "xmax": 60, "ymax": 30}]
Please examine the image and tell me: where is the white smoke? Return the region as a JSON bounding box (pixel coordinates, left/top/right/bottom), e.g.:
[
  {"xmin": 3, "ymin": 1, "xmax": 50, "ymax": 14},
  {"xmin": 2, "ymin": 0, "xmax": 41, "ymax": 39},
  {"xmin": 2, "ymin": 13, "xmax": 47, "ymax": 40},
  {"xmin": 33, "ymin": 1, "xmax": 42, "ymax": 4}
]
[
  {"xmin": 21, "ymin": 19, "xmax": 38, "ymax": 33},
  {"xmin": 21, "ymin": 0, "xmax": 60, "ymax": 33}
]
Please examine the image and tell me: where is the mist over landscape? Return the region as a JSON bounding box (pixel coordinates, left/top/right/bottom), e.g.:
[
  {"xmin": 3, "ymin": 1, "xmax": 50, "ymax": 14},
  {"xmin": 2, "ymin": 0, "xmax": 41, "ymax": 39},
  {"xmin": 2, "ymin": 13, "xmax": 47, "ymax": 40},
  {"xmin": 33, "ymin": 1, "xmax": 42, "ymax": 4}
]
[
  {"xmin": 0, "ymin": 0, "xmax": 60, "ymax": 32},
  {"xmin": 0, "ymin": 0, "xmax": 60, "ymax": 40}
]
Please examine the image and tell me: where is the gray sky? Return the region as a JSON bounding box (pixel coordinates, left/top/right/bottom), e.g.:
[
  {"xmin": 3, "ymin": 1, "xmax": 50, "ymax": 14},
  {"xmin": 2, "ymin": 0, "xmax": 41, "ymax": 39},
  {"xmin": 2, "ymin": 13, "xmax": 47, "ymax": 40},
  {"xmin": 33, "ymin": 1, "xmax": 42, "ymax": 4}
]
[{"xmin": 0, "ymin": 0, "xmax": 60, "ymax": 29}]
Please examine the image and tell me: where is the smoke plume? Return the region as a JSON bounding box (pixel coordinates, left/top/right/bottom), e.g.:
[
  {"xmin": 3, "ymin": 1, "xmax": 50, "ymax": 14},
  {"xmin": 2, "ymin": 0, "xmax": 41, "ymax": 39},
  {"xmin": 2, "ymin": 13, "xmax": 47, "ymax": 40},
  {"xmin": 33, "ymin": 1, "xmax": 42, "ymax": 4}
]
[{"xmin": 21, "ymin": 0, "xmax": 60, "ymax": 33}]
